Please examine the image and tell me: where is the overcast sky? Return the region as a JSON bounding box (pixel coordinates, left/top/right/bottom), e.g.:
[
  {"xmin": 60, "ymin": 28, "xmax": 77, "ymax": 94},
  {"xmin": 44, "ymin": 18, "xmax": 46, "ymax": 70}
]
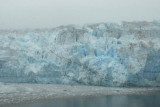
[{"xmin": 0, "ymin": 0, "xmax": 160, "ymax": 29}]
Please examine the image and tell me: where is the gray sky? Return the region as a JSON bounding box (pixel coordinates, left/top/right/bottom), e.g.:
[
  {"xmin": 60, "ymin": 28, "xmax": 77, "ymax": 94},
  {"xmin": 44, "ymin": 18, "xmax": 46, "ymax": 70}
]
[{"xmin": 0, "ymin": 0, "xmax": 160, "ymax": 29}]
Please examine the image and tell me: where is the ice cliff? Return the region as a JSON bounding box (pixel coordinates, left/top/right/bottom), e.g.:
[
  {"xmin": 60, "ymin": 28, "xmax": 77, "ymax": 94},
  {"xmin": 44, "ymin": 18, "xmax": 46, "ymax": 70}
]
[{"xmin": 0, "ymin": 21, "xmax": 160, "ymax": 86}]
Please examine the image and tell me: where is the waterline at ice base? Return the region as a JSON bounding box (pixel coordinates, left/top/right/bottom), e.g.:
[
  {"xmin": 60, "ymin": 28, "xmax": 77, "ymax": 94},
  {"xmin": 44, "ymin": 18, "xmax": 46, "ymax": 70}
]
[{"xmin": 0, "ymin": 21, "xmax": 160, "ymax": 87}]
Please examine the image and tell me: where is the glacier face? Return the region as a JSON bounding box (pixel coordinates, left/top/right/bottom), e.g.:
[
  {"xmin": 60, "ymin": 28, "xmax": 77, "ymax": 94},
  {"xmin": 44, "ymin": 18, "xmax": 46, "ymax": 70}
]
[{"xmin": 0, "ymin": 21, "xmax": 160, "ymax": 86}]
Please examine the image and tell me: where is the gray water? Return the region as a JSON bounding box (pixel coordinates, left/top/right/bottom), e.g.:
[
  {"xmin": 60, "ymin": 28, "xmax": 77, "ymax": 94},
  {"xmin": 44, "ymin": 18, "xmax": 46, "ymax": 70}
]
[{"xmin": 7, "ymin": 94, "xmax": 160, "ymax": 107}]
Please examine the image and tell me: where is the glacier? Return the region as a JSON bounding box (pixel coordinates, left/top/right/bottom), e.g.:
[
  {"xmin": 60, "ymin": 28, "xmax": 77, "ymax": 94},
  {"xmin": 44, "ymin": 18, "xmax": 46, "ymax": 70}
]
[{"xmin": 0, "ymin": 21, "xmax": 160, "ymax": 87}]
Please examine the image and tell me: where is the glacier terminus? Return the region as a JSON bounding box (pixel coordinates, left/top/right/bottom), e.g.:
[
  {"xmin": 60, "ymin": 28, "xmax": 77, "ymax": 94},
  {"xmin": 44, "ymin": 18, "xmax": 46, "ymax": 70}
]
[{"xmin": 0, "ymin": 21, "xmax": 160, "ymax": 87}]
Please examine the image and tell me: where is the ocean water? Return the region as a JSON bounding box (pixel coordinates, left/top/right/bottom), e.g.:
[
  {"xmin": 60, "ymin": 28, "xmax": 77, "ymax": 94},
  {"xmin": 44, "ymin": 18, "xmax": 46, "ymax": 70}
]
[{"xmin": 7, "ymin": 94, "xmax": 160, "ymax": 107}]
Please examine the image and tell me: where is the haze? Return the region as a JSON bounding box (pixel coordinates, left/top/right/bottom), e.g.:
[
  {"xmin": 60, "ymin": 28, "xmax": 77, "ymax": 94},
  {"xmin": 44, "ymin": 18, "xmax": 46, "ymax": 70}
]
[{"xmin": 0, "ymin": 0, "xmax": 160, "ymax": 29}]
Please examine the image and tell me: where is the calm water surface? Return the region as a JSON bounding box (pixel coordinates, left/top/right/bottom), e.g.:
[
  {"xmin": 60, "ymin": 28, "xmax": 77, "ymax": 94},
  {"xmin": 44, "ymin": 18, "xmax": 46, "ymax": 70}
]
[{"xmin": 7, "ymin": 94, "xmax": 160, "ymax": 107}]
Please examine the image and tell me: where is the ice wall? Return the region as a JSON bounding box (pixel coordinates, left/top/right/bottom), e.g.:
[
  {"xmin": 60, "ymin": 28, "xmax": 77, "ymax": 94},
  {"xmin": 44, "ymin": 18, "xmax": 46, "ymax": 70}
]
[{"xmin": 0, "ymin": 21, "xmax": 160, "ymax": 86}]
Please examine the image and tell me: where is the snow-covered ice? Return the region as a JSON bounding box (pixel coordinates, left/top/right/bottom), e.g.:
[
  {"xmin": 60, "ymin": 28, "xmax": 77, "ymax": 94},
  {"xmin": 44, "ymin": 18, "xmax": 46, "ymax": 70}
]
[{"xmin": 0, "ymin": 21, "xmax": 160, "ymax": 86}]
